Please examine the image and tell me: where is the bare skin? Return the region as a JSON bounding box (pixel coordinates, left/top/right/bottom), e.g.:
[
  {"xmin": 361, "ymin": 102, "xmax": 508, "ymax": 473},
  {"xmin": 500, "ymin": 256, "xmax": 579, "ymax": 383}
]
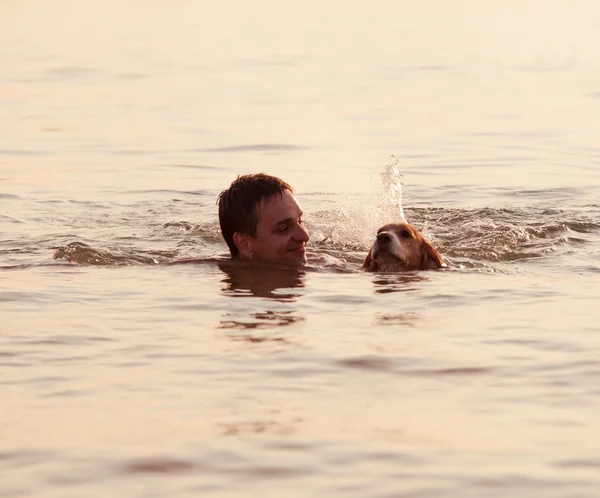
[{"xmin": 233, "ymin": 189, "xmax": 310, "ymax": 265}]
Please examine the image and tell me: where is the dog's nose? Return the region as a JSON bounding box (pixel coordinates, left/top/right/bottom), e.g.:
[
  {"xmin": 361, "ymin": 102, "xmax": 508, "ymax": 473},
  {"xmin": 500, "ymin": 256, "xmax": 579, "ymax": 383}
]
[{"xmin": 377, "ymin": 232, "xmax": 391, "ymax": 244}]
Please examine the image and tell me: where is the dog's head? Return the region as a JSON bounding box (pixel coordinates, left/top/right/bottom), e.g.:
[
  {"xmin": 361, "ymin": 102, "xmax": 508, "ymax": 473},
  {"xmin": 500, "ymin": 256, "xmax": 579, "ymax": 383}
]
[{"xmin": 362, "ymin": 223, "xmax": 444, "ymax": 272}]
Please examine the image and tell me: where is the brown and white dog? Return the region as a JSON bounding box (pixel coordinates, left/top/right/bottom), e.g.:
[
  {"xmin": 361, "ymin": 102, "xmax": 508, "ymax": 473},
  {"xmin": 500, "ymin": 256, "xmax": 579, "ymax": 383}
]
[{"xmin": 362, "ymin": 223, "xmax": 444, "ymax": 272}]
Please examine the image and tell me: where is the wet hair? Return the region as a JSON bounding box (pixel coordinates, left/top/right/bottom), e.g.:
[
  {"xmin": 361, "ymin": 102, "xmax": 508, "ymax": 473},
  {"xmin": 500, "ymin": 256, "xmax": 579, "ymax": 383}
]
[{"xmin": 217, "ymin": 173, "xmax": 294, "ymax": 257}]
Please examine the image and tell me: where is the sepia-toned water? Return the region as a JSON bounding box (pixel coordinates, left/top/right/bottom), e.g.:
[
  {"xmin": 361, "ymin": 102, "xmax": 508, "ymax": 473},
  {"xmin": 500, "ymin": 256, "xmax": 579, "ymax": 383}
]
[{"xmin": 2, "ymin": 1, "xmax": 600, "ymax": 496}]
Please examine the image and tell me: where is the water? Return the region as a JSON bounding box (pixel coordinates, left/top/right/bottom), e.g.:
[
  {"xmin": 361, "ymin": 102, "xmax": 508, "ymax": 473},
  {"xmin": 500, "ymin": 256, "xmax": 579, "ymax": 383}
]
[{"xmin": 2, "ymin": 1, "xmax": 600, "ymax": 496}]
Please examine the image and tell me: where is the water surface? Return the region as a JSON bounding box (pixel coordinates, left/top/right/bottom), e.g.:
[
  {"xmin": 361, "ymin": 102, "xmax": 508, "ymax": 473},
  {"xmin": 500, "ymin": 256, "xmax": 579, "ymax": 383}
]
[{"xmin": 2, "ymin": 1, "xmax": 600, "ymax": 497}]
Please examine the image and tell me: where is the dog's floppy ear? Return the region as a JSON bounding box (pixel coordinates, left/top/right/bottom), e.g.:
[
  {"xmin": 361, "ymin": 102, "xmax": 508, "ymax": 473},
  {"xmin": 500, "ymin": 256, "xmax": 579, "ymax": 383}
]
[
  {"xmin": 362, "ymin": 248, "xmax": 380, "ymax": 272},
  {"xmin": 361, "ymin": 248, "xmax": 373, "ymax": 270},
  {"xmin": 420, "ymin": 240, "xmax": 444, "ymax": 270}
]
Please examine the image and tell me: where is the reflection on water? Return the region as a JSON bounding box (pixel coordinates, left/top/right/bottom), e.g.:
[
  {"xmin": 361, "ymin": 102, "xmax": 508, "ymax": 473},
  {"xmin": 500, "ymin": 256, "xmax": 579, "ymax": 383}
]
[
  {"xmin": 217, "ymin": 260, "xmax": 305, "ymax": 301},
  {"xmin": 218, "ymin": 419, "xmax": 298, "ymax": 437},
  {"xmin": 375, "ymin": 311, "xmax": 421, "ymax": 327},
  {"xmin": 217, "ymin": 260, "xmax": 306, "ymax": 335},
  {"xmin": 219, "ymin": 310, "xmax": 304, "ymax": 331},
  {"xmin": 369, "ymin": 272, "xmax": 428, "ymax": 294}
]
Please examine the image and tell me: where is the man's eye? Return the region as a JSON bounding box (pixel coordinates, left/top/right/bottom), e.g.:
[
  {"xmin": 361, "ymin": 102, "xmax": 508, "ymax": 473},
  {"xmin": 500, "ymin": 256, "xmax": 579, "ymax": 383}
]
[{"xmin": 277, "ymin": 223, "xmax": 291, "ymax": 233}]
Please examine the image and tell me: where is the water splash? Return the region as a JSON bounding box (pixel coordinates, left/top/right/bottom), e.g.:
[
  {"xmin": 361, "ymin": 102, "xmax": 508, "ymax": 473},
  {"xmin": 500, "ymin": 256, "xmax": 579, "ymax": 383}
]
[
  {"xmin": 307, "ymin": 157, "xmax": 409, "ymax": 253},
  {"xmin": 380, "ymin": 156, "xmax": 407, "ymax": 223}
]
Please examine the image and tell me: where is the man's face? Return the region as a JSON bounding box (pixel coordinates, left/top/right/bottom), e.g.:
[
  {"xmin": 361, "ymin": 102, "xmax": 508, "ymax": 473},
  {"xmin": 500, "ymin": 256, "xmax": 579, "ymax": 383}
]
[{"xmin": 247, "ymin": 189, "xmax": 310, "ymax": 264}]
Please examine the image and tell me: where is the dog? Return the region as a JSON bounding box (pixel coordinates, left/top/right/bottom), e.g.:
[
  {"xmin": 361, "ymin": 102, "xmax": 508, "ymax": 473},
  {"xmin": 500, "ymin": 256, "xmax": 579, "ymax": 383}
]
[{"xmin": 362, "ymin": 223, "xmax": 444, "ymax": 272}]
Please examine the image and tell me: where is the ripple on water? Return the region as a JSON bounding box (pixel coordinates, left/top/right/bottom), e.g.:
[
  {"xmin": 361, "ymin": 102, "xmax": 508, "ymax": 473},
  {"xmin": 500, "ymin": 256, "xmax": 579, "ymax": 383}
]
[{"xmin": 119, "ymin": 457, "xmax": 198, "ymax": 474}]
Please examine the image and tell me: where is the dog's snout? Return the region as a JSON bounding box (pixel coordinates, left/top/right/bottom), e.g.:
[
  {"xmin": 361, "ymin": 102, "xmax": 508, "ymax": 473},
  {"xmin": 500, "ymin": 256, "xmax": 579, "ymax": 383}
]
[{"xmin": 377, "ymin": 232, "xmax": 392, "ymax": 244}]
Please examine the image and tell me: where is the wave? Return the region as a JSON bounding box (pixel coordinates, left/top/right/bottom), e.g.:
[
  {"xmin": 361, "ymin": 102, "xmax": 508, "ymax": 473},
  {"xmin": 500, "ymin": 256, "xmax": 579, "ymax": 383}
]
[
  {"xmin": 419, "ymin": 206, "xmax": 600, "ymax": 267},
  {"xmin": 194, "ymin": 144, "xmax": 308, "ymax": 153},
  {"xmin": 307, "ymin": 203, "xmax": 600, "ymax": 269},
  {"xmin": 18, "ymin": 162, "xmax": 600, "ymax": 271},
  {"xmin": 52, "ymin": 242, "xmax": 171, "ymax": 266},
  {"xmin": 47, "ymin": 204, "xmax": 600, "ymax": 270}
]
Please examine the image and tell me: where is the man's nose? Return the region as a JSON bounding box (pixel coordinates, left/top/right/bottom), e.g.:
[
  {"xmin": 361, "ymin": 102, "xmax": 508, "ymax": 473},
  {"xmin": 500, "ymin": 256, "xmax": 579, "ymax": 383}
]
[{"xmin": 294, "ymin": 223, "xmax": 310, "ymax": 242}]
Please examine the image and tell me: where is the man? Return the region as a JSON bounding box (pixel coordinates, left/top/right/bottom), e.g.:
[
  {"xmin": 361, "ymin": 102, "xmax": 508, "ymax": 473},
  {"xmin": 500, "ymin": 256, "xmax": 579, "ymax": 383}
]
[{"xmin": 217, "ymin": 173, "xmax": 310, "ymax": 264}]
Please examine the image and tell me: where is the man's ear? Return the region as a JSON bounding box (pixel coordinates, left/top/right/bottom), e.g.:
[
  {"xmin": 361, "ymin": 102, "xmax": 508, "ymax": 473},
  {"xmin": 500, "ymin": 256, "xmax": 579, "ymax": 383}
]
[
  {"xmin": 420, "ymin": 240, "xmax": 445, "ymax": 270},
  {"xmin": 233, "ymin": 232, "xmax": 252, "ymax": 259}
]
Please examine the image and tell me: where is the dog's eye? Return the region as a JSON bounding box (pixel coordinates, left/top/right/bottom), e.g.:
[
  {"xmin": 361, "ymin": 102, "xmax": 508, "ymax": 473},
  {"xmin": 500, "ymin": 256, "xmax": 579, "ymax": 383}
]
[{"xmin": 400, "ymin": 229, "xmax": 412, "ymax": 238}]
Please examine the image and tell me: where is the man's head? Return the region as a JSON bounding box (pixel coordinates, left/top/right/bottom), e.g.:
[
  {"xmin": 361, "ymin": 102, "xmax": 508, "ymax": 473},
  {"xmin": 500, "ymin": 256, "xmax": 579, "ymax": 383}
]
[{"xmin": 217, "ymin": 173, "xmax": 310, "ymax": 264}]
